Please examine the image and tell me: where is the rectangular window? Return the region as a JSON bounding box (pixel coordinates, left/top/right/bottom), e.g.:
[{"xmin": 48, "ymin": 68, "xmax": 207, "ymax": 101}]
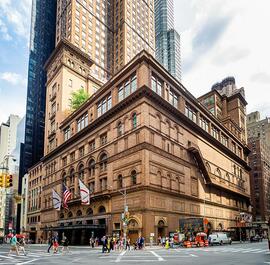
[
  {"xmin": 221, "ymin": 134, "xmax": 228, "ymax": 147},
  {"xmin": 77, "ymin": 112, "xmax": 88, "ymax": 132},
  {"xmin": 100, "ymin": 133, "xmax": 107, "ymax": 146},
  {"xmin": 64, "ymin": 126, "xmax": 71, "ymax": 141},
  {"xmin": 232, "ymin": 142, "xmax": 236, "ymax": 153},
  {"xmin": 79, "ymin": 146, "xmax": 85, "ymax": 157},
  {"xmin": 199, "ymin": 116, "xmax": 209, "ymax": 132},
  {"xmin": 185, "ymin": 104, "xmax": 197, "ymax": 123},
  {"xmin": 62, "ymin": 157, "xmax": 67, "ymax": 166},
  {"xmin": 169, "ymin": 89, "xmax": 179, "ymax": 108},
  {"xmin": 68, "ymin": 79, "xmax": 73, "ymax": 87},
  {"xmin": 89, "ymin": 140, "xmax": 95, "ymax": 151},
  {"xmin": 211, "ymin": 126, "xmax": 219, "ymax": 140},
  {"xmin": 70, "ymin": 152, "xmax": 75, "ymax": 162},
  {"xmin": 97, "ymin": 94, "xmax": 112, "ymax": 117},
  {"xmin": 151, "ymin": 75, "xmax": 162, "ymax": 96},
  {"xmin": 118, "ymin": 74, "xmax": 137, "ymax": 102}
]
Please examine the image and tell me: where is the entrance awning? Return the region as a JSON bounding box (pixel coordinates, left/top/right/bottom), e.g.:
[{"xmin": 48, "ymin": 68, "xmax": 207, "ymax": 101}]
[{"xmin": 42, "ymin": 224, "xmax": 106, "ymax": 231}]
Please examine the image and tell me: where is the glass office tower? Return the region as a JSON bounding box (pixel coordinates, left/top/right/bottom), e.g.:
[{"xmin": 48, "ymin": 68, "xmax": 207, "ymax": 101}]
[
  {"xmin": 155, "ymin": 0, "xmax": 181, "ymax": 80},
  {"xmin": 24, "ymin": 0, "xmax": 56, "ymax": 173}
]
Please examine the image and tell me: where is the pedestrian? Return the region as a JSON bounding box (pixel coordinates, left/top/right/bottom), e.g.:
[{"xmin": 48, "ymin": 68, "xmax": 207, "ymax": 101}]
[
  {"xmin": 8, "ymin": 234, "xmax": 19, "ymax": 256},
  {"xmin": 126, "ymin": 237, "xmax": 130, "ymax": 251},
  {"xmin": 89, "ymin": 237, "xmax": 95, "ymax": 248},
  {"xmin": 161, "ymin": 237, "xmax": 166, "ymax": 247},
  {"xmin": 61, "ymin": 236, "xmax": 70, "ymax": 254},
  {"xmin": 47, "ymin": 236, "xmax": 54, "ymax": 253},
  {"xmin": 18, "ymin": 237, "xmax": 27, "ymax": 256},
  {"xmin": 53, "ymin": 238, "xmax": 59, "ymax": 254},
  {"xmin": 102, "ymin": 236, "xmax": 107, "ymax": 253},
  {"xmin": 107, "ymin": 237, "xmax": 111, "ymax": 253},
  {"xmin": 165, "ymin": 237, "xmax": 170, "ymax": 249}
]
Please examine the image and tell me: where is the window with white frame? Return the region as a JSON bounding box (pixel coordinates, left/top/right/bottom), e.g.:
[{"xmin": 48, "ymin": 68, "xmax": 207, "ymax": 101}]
[
  {"xmin": 97, "ymin": 94, "xmax": 112, "ymax": 117},
  {"xmin": 64, "ymin": 126, "xmax": 71, "ymax": 141},
  {"xmin": 77, "ymin": 112, "xmax": 88, "ymax": 132}
]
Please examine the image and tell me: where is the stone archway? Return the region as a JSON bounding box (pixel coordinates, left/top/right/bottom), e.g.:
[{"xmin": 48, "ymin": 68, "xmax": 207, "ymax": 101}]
[
  {"xmin": 155, "ymin": 217, "xmax": 168, "ymax": 242},
  {"xmin": 127, "ymin": 217, "xmax": 142, "ymax": 244}
]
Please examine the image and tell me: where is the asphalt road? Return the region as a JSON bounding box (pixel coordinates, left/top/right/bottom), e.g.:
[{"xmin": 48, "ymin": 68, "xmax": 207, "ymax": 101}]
[{"xmin": 0, "ymin": 241, "xmax": 269, "ymax": 265}]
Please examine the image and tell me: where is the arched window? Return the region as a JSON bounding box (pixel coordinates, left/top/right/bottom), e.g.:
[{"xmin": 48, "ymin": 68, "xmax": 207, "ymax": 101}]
[
  {"xmin": 132, "ymin": 113, "xmax": 137, "ymax": 129},
  {"xmin": 89, "ymin": 159, "xmax": 95, "ymax": 176},
  {"xmin": 86, "ymin": 208, "xmax": 93, "ymax": 216},
  {"xmin": 117, "ymin": 121, "xmax": 123, "ymax": 136},
  {"xmin": 98, "ymin": 206, "xmax": 106, "ymax": 214},
  {"xmin": 131, "ymin": 170, "xmax": 137, "ymax": 185},
  {"xmin": 78, "ymin": 164, "xmax": 84, "ymax": 180},
  {"xmin": 100, "ymin": 153, "xmax": 108, "ymax": 172},
  {"xmin": 62, "ymin": 172, "xmax": 67, "ymax": 185},
  {"xmin": 76, "ymin": 210, "xmax": 82, "ymax": 217},
  {"xmin": 117, "ymin": 174, "xmax": 123, "ymax": 189},
  {"xmin": 67, "ymin": 211, "xmax": 73, "ymax": 218},
  {"xmin": 70, "ymin": 168, "xmax": 75, "ymax": 184}
]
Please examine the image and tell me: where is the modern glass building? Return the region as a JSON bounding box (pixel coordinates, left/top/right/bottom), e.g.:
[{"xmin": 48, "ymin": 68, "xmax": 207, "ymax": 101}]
[
  {"xmin": 155, "ymin": 0, "xmax": 181, "ymax": 81},
  {"xmin": 23, "ymin": 0, "xmax": 56, "ymax": 174}
]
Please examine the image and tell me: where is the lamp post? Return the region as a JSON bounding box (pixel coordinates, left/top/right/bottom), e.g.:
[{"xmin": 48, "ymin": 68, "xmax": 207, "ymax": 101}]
[
  {"xmin": 119, "ymin": 183, "xmax": 128, "ymax": 250},
  {"xmin": 109, "ymin": 182, "xmax": 128, "ymax": 250}
]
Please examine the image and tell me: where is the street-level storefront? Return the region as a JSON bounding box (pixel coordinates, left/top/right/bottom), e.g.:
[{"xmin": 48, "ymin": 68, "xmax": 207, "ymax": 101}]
[{"xmin": 43, "ymin": 224, "xmax": 106, "ymax": 245}]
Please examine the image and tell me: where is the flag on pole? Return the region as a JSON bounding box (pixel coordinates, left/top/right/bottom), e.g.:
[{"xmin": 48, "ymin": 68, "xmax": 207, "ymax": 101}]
[
  {"xmin": 79, "ymin": 179, "xmax": 90, "ymax": 205},
  {"xmin": 62, "ymin": 184, "xmax": 72, "ymax": 209},
  {"xmin": 52, "ymin": 189, "xmax": 61, "ymax": 211}
]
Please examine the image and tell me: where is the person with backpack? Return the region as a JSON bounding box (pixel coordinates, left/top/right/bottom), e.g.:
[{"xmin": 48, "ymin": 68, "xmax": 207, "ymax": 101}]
[{"xmin": 8, "ymin": 234, "xmax": 19, "ymax": 256}]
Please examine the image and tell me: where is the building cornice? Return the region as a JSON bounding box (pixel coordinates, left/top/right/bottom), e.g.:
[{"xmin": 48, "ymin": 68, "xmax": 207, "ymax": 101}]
[{"xmin": 44, "ymin": 38, "xmax": 94, "ymax": 71}]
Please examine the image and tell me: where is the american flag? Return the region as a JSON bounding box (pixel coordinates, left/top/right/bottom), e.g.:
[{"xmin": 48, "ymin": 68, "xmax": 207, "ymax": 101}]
[{"xmin": 62, "ymin": 184, "xmax": 72, "ymax": 209}]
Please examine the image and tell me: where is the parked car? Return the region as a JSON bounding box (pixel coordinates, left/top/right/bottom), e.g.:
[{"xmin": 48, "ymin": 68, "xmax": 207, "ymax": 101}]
[
  {"xmin": 209, "ymin": 233, "xmax": 232, "ymax": 246},
  {"xmin": 250, "ymin": 235, "xmax": 263, "ymax": 242}
]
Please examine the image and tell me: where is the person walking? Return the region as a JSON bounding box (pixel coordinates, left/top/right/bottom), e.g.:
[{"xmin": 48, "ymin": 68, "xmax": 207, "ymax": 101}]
[
  {"xmin": 53, "ymin": 238, "xmax": 59, "ymax": 254},
  {"xmin": 102, "ymin": 236, "xmax": 107, "ymax": 253},
  {"xmin": 47, "ymin": 236, "xmax": 54, "ymax": 253},
  {"xmin": 126, "ymin": 237, "xmax": 131, "ymax": 251},
  {"xmin": 61, "ymin": 236, "xmax": 70, "ymax": 254},
  {"xmin": 8, "ymin": 234, "xmax": 19, "ymax": 256},
  {"xmin": 18, "ymin": 237, "xmax": 27, "ymax": 256}
]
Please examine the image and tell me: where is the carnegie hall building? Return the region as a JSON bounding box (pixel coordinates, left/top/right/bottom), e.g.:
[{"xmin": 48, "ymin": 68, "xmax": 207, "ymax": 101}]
[{"xmin": 27, "ymin": 40, "xmax": 251, "ymax": 244}]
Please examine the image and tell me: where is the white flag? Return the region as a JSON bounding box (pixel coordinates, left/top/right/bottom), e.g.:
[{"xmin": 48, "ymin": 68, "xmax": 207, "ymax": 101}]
[
  {"xmin": 52, "ymin": 189, "xmax": 61, "ymax": 211},
  {"xmin": 79, "ymin": 179, "xmax": 90, "ymax": 205}
]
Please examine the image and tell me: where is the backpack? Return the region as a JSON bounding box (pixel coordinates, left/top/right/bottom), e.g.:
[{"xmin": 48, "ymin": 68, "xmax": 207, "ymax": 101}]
[{"xmin": 11, "ymin": 236, "xmax": 17, "ymax": 246}]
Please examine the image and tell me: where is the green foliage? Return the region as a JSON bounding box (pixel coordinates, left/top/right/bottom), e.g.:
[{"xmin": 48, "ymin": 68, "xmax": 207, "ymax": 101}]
[{"xmin": 69, "ymin": 89, "xmax": 90, "ymax": 111}]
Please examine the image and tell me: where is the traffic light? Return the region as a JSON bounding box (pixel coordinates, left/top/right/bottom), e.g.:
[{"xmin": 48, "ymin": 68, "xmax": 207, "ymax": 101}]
[
  {"xmin": 0, "ymin": 174, "xmax": 4, "ymax": 187},
  {"xmin": 5, "ymin": 175, "xmax": 13, "ymax": 188}
]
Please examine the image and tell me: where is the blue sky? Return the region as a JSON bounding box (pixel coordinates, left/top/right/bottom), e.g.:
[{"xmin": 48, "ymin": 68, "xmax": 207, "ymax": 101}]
[
  {"xmin": 0, "ymin": 0, "xmax": 31, "ymax": 123},
  {"xmin": 0, "ymin": 0, "xmax": 270, "ymax": 124}
]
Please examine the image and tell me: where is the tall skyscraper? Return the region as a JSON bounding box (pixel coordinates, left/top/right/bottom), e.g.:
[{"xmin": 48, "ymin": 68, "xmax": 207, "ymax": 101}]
[
  {"xmin": 55, "ymin": 0, "xmax": 155, "ymax": 81},
  {"xmin": 247, "ymin": 111, "xmax": 270, "ymax": 224},
  {"xmin": 155, "ymin": 0, "xmax": 181, "ymax": 80},
  {"xmin": 23, "ymin": 0, "xmax": 57, "ymax": 174}
]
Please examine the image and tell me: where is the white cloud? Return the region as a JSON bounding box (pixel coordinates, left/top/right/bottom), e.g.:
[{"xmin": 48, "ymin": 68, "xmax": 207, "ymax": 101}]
[
  {"xmin": 0, "ymin": 18, "xmax": 12, "ymax": 41},
  {"xmin": 0, "ymin": 72, "xmax": 27, "ymax": 86},
  {"xmin": 0, "ymin": 0, "xmax": 31, "ymax": 39},
  {"xmin": 174, "ymin": 0, "xmax": 270, "ymax": 117}
]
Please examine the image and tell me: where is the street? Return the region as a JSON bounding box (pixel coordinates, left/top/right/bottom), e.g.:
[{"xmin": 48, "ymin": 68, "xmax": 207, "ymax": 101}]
[{"xmin": 0, "ymin": 241, "xmax": 269, "ymax": 265}]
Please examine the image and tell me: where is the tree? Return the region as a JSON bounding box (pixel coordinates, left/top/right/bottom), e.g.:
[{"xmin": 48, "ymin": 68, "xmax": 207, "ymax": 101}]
[{"xmin": 69, "ymin": 89, "xmax": 90, "ymax": 111}]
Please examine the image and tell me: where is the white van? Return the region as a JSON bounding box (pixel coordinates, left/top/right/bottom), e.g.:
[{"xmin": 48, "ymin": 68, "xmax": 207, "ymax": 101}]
[{"xmin": 208, "ymin": 233, "xmax": 232, "ymax": 245}]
